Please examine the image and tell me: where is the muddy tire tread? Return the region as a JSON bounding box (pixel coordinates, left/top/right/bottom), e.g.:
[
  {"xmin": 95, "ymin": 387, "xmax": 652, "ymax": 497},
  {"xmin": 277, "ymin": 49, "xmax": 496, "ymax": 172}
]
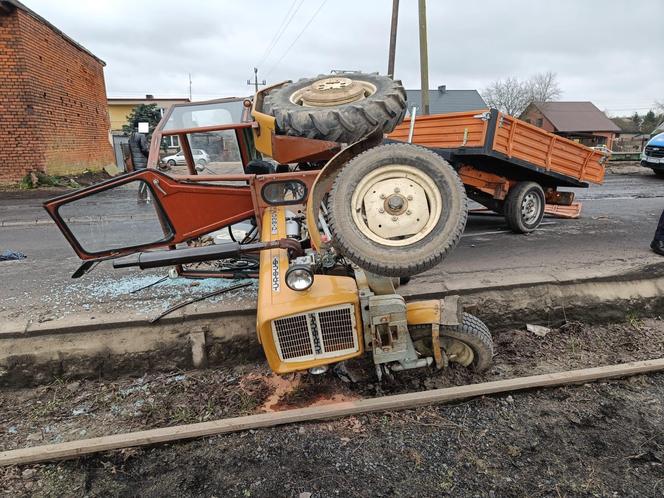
[{"xmin": 263, "ymin": 74, "xmax": 407, "ymax": 143}]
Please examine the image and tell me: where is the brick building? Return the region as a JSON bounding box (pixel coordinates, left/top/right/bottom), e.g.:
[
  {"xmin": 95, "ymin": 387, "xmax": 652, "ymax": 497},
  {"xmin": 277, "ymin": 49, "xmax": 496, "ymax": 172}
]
[{"xmin": 0, "ymin": 0, "xmax": 113, "ymax": 183}]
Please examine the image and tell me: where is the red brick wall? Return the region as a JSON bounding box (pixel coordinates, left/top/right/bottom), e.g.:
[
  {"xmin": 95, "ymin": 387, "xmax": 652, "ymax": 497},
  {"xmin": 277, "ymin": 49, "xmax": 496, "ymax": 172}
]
[
  {"xmin": 0, "ymin": 11, "xmax": 35, "ymax": 183},
  {"xmin": 520, "ymin": 105, "xmax": 555, "ymax": 132},
  {"xmin": 0, "ymin": 7, "xmax": 114, "ymax": 183}
]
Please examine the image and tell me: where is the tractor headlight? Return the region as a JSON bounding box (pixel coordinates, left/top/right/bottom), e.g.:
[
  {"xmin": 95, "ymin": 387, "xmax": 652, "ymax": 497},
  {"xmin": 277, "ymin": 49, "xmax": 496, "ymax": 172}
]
[{"xmin": 285, "ymin": 264, "xmax": 314, "ymax": 291}]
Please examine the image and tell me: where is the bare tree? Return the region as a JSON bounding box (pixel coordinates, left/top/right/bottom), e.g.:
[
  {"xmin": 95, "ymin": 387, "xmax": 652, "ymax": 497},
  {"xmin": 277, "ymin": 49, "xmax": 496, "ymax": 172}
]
[
  {"xmin": 527, "ymin": 71, "xmax": 562, "ymax": 103},
  {"xmin": 482, "ymin": 72, "xmax": 562, "ymax": 116},
  {"xmin": 655, "ymin": 101, "xmax": 664, "ymax": 125},
  {"xmin": 481, "ymin": 77, "xmax": 531, "ymax": 116}
]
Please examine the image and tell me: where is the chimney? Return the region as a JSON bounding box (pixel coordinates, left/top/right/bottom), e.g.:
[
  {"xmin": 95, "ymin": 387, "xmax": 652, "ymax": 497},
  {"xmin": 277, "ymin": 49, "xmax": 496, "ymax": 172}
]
[
  {"xmin": 437, "ymin": 85, "xmax": 446, "ymax": 94},
  {"xmin": 146, "ymin": 94, "xmax": 154, "ymax": 100}
]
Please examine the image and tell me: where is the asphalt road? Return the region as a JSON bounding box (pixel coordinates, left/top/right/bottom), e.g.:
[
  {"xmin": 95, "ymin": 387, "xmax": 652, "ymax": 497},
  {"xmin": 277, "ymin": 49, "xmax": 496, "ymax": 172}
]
[{"xmin": 1, "ymin": 166, "xmax": 663, "ymax": 323}]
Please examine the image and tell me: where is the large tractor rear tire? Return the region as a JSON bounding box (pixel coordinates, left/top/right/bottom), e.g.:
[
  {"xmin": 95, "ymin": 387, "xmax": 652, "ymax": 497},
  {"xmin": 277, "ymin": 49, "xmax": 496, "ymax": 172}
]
[
  {"xmin": 262, "ymin": 73, "xmax": 407, "ymax": 144},
  {"xmin": 327, "ymin": 143, "xmax": 467, "ymax": 277}
]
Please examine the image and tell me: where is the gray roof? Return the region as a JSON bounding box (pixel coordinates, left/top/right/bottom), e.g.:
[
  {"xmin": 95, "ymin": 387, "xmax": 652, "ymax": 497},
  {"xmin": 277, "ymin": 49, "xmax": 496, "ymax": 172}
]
[{"xmin": 405, "ymin": 88, "xmax": 487, "ymax": 114}]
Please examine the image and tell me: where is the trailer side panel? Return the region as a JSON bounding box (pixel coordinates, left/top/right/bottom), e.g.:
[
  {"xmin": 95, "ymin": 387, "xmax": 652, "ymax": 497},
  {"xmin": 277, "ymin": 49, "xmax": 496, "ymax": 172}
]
[
  {"xmin": 492, "ymin": 114, "xmax": 605, "ymax": 184},
  {"xmin": 389, "ymin": 109, "xmax": 606, "ymax": 186},
  {"xmin": 388, "ymin": 110, "xmax": 489, "ymax": 149}
]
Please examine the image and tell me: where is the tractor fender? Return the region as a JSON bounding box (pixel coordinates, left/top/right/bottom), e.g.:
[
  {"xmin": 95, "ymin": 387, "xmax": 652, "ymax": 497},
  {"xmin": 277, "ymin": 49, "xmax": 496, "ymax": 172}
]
[{"xmin": 305, "ymin": 130, "xmax": 383, "ymax": 249}]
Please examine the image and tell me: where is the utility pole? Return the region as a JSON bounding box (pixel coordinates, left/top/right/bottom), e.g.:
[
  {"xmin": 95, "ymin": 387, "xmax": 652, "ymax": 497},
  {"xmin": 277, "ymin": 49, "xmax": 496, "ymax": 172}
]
[
  {"xmin": 247, "ymin": 67, "xmax": 266, "ymax": 93},
  {"xmin": 387, "ymin": 0, "xmax": 399, "ymax": 79},
  {"xmin": 188, "ymin": 73, "xmax": 192, "ymax": 101},
  {"xmin": 418, "ymin": 0, "xmax": 429, "ymax": 115}
]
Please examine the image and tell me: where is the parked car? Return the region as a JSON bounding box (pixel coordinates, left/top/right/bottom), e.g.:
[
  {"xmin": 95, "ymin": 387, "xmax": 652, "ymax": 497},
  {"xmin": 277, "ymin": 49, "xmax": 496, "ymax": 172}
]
[
  {"xmin": 162, "ymin": 149, "xmax": 210, "ymax": 166},
  {"xmin": 641, "ymin": 132, "xmax": 664, "ymax": 176}
]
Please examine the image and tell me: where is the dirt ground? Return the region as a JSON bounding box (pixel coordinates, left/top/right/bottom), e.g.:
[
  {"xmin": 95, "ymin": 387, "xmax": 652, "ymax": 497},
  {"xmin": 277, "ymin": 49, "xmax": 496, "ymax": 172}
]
[
  {"xmin": 0, "ymin": 170, "xmax": 111, "ymax": 191},
  {"xmin": 605, "ymin": 160, "xmax": 650, "ymax": 176},
  {"xmin": 2, "ymin": 318, "xmax": 664, "ymax": 497}
]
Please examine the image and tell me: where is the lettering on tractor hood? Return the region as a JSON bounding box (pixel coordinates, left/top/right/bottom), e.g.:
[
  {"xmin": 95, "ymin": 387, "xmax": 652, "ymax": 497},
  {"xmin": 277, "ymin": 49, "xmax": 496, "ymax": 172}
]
[{"xmin": 271, "ymin": 256, "xmax": 280, "ymax": 292}]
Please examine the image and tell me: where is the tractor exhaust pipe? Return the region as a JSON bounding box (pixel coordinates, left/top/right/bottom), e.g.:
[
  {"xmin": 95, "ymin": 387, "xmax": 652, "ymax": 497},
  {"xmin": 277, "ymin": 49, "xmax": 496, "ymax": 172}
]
[{"xmin": 113, "ymin": 239, "xmax": 303, "ymax": 270}]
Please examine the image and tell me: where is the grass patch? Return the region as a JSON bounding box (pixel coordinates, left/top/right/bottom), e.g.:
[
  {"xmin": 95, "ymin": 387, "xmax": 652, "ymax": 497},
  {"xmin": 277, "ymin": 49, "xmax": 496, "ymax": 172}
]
[{"xmin": 19, "ymin": 171, "xmax": 83, "ymax": 189}]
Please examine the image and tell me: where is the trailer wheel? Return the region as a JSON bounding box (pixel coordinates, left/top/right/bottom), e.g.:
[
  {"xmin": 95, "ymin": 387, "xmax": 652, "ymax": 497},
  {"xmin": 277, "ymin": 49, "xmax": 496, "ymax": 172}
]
[
  {"xmin": 327, "ymin": 143, "xmax": 467, "ymax": 277},
  {"xmin": 411, "ymin": 313, "xmax": 494, "ymax": 372},
  {"xmin": 504, "ymin": 181, "xmax": 545, "ymax": 233},
  {"xmin": 262, "ymin": 73, "xmax": 407, "ymax": 144}
]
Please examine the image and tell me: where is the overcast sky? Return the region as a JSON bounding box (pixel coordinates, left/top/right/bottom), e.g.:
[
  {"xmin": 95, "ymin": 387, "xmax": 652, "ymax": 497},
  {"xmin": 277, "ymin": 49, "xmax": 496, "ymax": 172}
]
[{"xmin": 23, "ymin": 0, "xmax": 664, "ymax": 116}]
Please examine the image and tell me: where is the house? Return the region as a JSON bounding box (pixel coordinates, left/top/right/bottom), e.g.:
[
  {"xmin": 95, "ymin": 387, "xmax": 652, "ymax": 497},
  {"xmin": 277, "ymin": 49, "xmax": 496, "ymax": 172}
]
[
  {"xmin": 520, "ymin": 101, "xmax": 621, "ymax": 149},
  {"xmin": 405, "ymin": 85, "xmax": 487, "ymax": 115},
  {"xmin": 0, "ymin": 0, "xmax": 114, "ymax": 183}
]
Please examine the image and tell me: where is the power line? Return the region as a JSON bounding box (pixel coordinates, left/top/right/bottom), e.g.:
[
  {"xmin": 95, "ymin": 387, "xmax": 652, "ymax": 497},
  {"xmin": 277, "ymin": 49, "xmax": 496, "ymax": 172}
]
[
  {"xmin": 256, "ymin": 0, "xmax": 305, "ymax": 68},
  {"xmin": 265, "ymin": 0, "xmax": 328, "ymax": 79}
]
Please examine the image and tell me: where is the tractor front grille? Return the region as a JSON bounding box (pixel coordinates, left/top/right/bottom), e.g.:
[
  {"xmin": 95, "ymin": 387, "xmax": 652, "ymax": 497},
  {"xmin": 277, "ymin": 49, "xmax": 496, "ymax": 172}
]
[{"xmin": 272, "ymin": 304, "xmax": 358, "ymax": 362}]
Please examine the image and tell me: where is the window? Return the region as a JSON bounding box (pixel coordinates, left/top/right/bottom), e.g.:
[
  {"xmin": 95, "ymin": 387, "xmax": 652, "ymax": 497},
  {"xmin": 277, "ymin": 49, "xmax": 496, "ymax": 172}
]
[
  {"xmin": 163, "ymin": 135, "xmax": 180, "ymax": 148},
  {"xmin": 163, "ymin": 101, "xmax": 244, "ymax": 130},
  {"xmin": 536, "ymin": 118, "xmax": 543, "ymax": 127},
  {"xmin": 186, "ymin": 130, "xmax": 243, "ymax": 173}
]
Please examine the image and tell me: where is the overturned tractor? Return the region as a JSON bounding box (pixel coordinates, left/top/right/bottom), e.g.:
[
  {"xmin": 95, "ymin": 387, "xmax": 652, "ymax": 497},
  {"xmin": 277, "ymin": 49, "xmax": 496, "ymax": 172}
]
[{"xmin": 44, "ymin": 72, "xmax": 492, "ymax": 380}]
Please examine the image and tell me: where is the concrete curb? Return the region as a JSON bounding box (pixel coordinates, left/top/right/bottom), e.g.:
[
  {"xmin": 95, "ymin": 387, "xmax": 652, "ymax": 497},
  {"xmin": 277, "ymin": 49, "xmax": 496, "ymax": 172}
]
[{"xmin": 2, "ymin": 268, "xmax": 664, "ymax": 387}]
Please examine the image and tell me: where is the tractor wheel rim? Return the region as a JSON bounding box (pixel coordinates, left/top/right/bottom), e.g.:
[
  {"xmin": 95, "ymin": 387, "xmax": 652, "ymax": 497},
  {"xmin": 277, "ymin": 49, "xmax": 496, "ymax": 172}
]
[
  {"xmin": 521, "ymin": 192, "xmax": 541, "ymax": 224},
  {"xmin": 444, "ymin": 338, "xmax": 475, "ymax": 367},
  {"xmin": 290, "ymin": 77, "xmax": 377, "ymax": 107},
  {"xmin": 351, "ymin": 164, "xmax": 442, "ymax": 247}
]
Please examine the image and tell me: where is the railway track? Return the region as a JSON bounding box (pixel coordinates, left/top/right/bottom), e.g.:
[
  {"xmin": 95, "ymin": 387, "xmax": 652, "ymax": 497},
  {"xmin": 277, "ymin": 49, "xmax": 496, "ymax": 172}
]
[{"xmin": 2, "ymin": 357, "xmax": 663, "ymax": 467}]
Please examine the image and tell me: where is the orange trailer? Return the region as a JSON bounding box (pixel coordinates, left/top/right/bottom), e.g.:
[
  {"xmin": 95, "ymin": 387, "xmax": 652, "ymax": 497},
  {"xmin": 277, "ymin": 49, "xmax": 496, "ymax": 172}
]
[{"xmin": 389, "ymin": 109, "xmax": 609, "ymax": 232}]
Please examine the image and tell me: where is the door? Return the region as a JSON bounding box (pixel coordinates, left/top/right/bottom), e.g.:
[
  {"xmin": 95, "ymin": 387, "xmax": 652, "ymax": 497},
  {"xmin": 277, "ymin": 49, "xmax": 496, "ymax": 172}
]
[
  {"xmin": 112, "ymin": 135, "xmax": 130, "ymax": 171},
  {"xmin": 43, "ymin": 169, "xmax": 256, "ymax": 260}
]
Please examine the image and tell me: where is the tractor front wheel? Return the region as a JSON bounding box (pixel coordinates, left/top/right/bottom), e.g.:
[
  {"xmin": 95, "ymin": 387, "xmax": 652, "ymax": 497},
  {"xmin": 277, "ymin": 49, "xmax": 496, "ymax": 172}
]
[
  {"xmin": 327, "ymin": 143, "xmax": 467, "ymax": 277},
  {"xmin": 411, "ymin": 313, "xmax": 494, "ymax": 373}
]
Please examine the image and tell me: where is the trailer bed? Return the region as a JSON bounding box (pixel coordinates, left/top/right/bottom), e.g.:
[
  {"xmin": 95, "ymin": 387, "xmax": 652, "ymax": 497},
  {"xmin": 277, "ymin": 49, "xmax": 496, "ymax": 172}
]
[{"xmin": 389, "ymin": 109, "xmax": 607, "ymax": 188}]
